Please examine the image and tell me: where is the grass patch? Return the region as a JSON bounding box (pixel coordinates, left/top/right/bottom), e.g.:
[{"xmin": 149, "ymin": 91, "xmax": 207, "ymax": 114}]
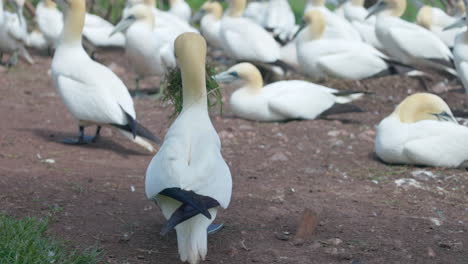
[
  {"xmin": 162, "ymin": 65, "xmax": 223, "ymax": 119},
  {"xmin": 0, "ymin": 215, "xmax": 101, "ymax": 264}
]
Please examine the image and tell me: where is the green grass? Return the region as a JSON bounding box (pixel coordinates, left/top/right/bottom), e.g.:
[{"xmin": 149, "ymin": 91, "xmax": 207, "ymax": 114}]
[{"xmin": 0, "ymin": 215, "xmax": 101, "ymax": 264}]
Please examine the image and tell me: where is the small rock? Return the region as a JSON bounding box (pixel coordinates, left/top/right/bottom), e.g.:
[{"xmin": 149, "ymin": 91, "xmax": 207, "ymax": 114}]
[
  {"xmin": 218, "ymin": 130, "xmax": 235, "ymax": 140},
  {"xmin": 427, "ymin": 247, "xmax": 436, "ymax": 258},
  {"xmin": 274, "ymin": 232, "xmax": 290, "ymax": 241},
  {"xmin": 292, "ymin": 238, "xmax": 304, "ymax": 246},
  {"xmin": 324, "ymin": 238, "xmax": 343, "ymax": 246},
  {"xmin": 41, "ymin": 159, "xmax": 55, "ymax": 164},
  {"xmin": 270, "ymin": 152, "xmax": 288, "ymax": 162},
  {"xmin": 108, "ymin": 63, "xmax": 125, "ymax": 75},
  {"xmin": 324, "ymin": 247, "xmax": 338, "ymax": 255},
  {"xmin": 358, "ymin": 130, "xmax": 375, "ymax": 142},
  {"xmin": 239, "ymin": 124, "xmax": 252, "ymax": 130},
  {"xmin": 394, "ymin": 178, "xmax": 424, "ymax": 190},
  {"xmin": 328, "ymin": 130, "xmax": 340, "ymax": 137}
]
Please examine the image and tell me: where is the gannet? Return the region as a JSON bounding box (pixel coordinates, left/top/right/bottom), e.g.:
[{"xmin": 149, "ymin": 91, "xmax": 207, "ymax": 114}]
[
  {"xmin": 243, "ymin": 0, "xmax": 267, "ymax": 25},
  {"xmin": 342, "ymin": 0, "xmax": 384, "ymax": 50},
  {"xmin": 51, "ymin": 0, "xmax": 160, "ymax": 152},
  {"xmin": 214, "ymin": 62, "xmax": 364, "ymax": 122},
  {"xmin": 123, "ymin": 0, "xmax": 198, "ymax": 33},
  {"xmin": 414, "ymin": 0, "xmax": 464, "ymax": 48},
  {"xmin": 26, "ymin": 29, "xmax": 48, "ymax": 50},
  {"xmin": 220, "ymin": 0, "xmax": 285, "ymax": 67},
  {"xmin": 195, "ymin": 1, "xmax": 223, "ymax": 49},
  {"xmin": 82, "ymin": 13, "xmax": 126, "ymax": 47},
  {"xmin": 36, "ymin": 0, "xmax": 63, "ymax": 50},
  {"xmin": 296, "ymin": 10, "xmax": 412, "ymax": 80},
  {"xmin": 145, "ymin": 32, "xmax": 232, "ymax": 264},
  {"xmin": 112, "ymin": 3, "xmax": 177, "ymax": 93},
  {"xmin": 168, "ymin": 0, "xmax": 191, "ymax": 22},
  {"xmin": 375, "ymin": 93, "xmax": 468, "ymax": 168},
  {"xmin": 304, "ymin": 0, "xmax": 362, "ymax": 41},
  {"xmin": 0, "ymin": 0, "xmax": 34, "ymax": 65},
  {"xmin": 446, "ymin": 0, "xmax": 468, "ymax": 93},
  {"xmin": 368, "ymin": 0, "xmax": 456, "ymax": 76}
]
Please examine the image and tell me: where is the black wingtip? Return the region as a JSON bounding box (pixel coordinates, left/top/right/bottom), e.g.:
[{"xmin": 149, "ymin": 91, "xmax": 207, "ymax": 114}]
[
  {"xmin": 113, "ymin": 106, "xmax": 162, "ymax": 145},
  {"xmin": 158, "ymin": 188, "xmax": 221, "ymax": 234},
  {"xmin": 320, "ymin": 103, "xmax": 364, "ymax": 117},
  {"xmin": 270, "ymin": 59, "xmax": 295, "ymax": 73}
]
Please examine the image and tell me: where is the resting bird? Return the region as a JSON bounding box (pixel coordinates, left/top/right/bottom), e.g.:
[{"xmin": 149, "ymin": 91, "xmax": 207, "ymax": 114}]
[
  {"xmin": 368, "ymin": 0, "xmax": 456, "ymax": 76},
  {"xmin": 145, "ymin": 33, "xmax": 232, "ymax": 264},
  {"xmin": 214, "ymin": 62, "xmax": 364, "ymax": 122},
  {"xmin": 296, "ymin": 10, "xmax": 414, "ymax": 80},
  {"xmin": 413, "ymin": 0, "xmax": 464, "ymax": 48},
  {"xmin": 51, "ymin": 0, "xmax": 160, "ymax": 152},
  {"xmin": 375, "ymin": 93, "xmax": 468, "ymax": 168},
  {"xmin": 112, "ymin": 3, "xmax": 177, "ymax": 94},
  {"xmin": 36, "ymin": 0, "xmax": 63, "ymax": 50},
  {"xmin": 446, "ymin": 0, "xmax": 468, "ymax": 93}
]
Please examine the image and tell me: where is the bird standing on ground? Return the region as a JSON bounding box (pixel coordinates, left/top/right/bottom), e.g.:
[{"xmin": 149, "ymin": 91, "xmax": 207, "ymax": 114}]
[
  {"xmin": 51, "ymin": 0, "xmax": 160, "ymax": 152},
  {"xmin": 375, "ymin": 93, "xmax": 468, "ymax": 168},
  {"xmin": 36, "ymin": 0, "xmax": 63, "ymax": 51},
  {"xmin": 145, "ymin": 32, "xmax": 232, "ymax": 264},
  {"xmin": 214, "ymin": 62, "xmax": 364, "ymax": 122},
  {"xmin": 112, "ymin": 3, "xmax": 177, "ymax": 95}
]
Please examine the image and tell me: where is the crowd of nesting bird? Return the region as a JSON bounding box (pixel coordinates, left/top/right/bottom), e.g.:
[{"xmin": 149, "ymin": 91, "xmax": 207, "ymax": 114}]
[{"xmin": 2, "ymin": 0, "xmax": 468, "ymax": 263}]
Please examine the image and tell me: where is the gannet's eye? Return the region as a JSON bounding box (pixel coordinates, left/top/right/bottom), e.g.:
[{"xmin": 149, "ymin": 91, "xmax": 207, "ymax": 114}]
[{"xmin": 229, "ymin": 72, "xmax": 239, "ymax": 78}]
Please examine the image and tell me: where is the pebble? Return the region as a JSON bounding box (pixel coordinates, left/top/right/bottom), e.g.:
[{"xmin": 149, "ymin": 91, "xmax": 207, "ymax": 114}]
[
  {"xmin": 270, "ymin": 152, "xmax": 288, "ymax": 162},
  {"xmin": 274, "ymin": 232, "xmax": 290, "ymax": 241}
]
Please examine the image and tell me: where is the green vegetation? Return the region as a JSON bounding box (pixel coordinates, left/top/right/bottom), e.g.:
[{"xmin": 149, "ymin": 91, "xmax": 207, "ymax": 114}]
[
  {"xmin": 162, "ymin": 65, "xmax": 223, "ymax": 119},
  {"xmin": 0, "ymin": 215, "xmax": 101, "ymax": 264}
]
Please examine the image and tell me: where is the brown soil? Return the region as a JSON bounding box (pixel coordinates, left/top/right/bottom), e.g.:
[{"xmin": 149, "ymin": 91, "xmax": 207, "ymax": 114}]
[{"xmin": 0, "ymin": 50, "xmax": 467, "ymax": 264}]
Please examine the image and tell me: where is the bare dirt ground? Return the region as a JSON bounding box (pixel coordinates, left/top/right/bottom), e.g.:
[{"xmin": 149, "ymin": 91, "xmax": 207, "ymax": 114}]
[{"xmin": 0, "ymin": 49, "xmax": 467, "ymax": 264}]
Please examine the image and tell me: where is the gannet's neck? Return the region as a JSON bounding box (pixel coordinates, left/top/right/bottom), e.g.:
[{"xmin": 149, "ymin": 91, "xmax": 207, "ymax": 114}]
[
  {"xmin": 144, "ymin": 0, "xmax": 156, "ymax": 7},
  {"xmin": 181, "ymin": 63, "xmax": 207, "ymax": 110},
  {"xmin": 351, "ymin": 0, "xmax": 364, "ymax": 6},
  {"xmin": 61, "ymin": 1, "xmax": 85, "ymax": 45}
]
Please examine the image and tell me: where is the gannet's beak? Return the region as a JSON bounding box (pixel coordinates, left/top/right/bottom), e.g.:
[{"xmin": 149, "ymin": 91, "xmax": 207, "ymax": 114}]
[
  {"xmin": 366, "ymin": 0, "xmax": 387, "ymax": 19},
  {"xmin": 292, "ymin": 19, "xmax": 307, "ymax": 40},
  {"xmin": 191, "ymin": 9, "xmax": 207, "ymax": 24},
  {"xmin": 213, "ymin": 71, "xmax": 239, "ymax": 83},
  {"xmin": 110, "ymin": 15, "xmax": 137, "ymax": 36},
  {"xmin": 444, "ymin": 17, "xmax": 466, "ymax": 31},
  {"xmin": 431, "ymin": 111, "xmax": 457, "ymax": 123}
]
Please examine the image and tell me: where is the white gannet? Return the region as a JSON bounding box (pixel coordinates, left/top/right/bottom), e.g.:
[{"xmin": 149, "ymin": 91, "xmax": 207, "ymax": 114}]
[
  {"xmin": 243, "ymin": 0, "xmax": 267, "ymax": 25},
  {"xmin": 214, "ymin": 62, "xmax": 364, "ymax": 122},
  {"xmin": 375, "ymin": 93, "xmax": 468, "ymax": 168},
  {"xmin": 368, "ymin": 0, "xmax": 456, "ymax": 75},
  {"xmin": 145, "ymin": 32, "xmax": 232, "ymax": 264},
  {"xmin": 195, "ymin": 1, "xmax": 223, "ymax": 49},
  {"xmin": 123, "ymin": 0, "xmax": 198, "ymax": 34},
  {"xmin": 36, "ymin": 0, "xmax": 63, "ymax": 50},
  {"xmin": 414, "ymin": 0, "xmax": 464, "ymax": 48},
  {"xmin": 296, "ymin": 10, "xmax": 410, "ymax": 80},
  {"xmin": 220, "ymin": 0, "xmax": 284, "ymax": 66},
  {"xmin": 342, "ymin": 0, "xmax": 384, "ymax": 50},
  {"xmin": 0, "ymin": 0, "xmax": 34, "ymax": 65},
  {"xmin": 168, "ymin": 0, "xmax": 191, "ymax": 22},
  {"xmin": 446, "ymin": 0, "xmax": 468, "ymax": 93},
  {"xmin": 304, "ymin": 0, "xmax": 362, "ymax": 41},
  {"xmin": 261, "ymin": 0, "xmax": 297, "ymax": 40},
  {"xmin": 112, "ymin": 3, "xmax": 177, "ymax": 92},
  {"xmin": 51, "ymin": 0, "xmax": 160, "ymax": 152}
]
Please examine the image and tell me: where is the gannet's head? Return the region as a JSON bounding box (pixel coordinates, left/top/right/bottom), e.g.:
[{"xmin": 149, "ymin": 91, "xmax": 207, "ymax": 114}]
[
  {"xmin": 393, "ymin": 93, "xmax": 456, "ymax": 123},
  {"xmin": 174, "ymin": 33, "xmax": 208, "ymax": 101},
  {"xmin": 213, "ymin": 62, "xmax": 263, "ymax": 92},
  {"xmin": 457, "ymin": 0, "xmax": 466, "ymax": 14},
  {"xmin": 295, "ymin": 10, "xmax": 326, "ymax": 41},
  {"xmin": 193, "ymin": 1, "xmax": 223, "ymax": 22},
  {"xmin": 444, "ymin": 0, "xmax": 468, "ymax": 31},
  {"xmin": 367, "ymin": 0, "xmax": 406, "ymax": 18},
  {"xmin": 111, "ymin": 4, "xmax": 154, "ymax": 36},
  {"xmin": 227, "ymin": 0, "xmax": 246, "ymax": 17},
  {"xmin": 416, "ymin": 5, "xmax": 432, "ymax": 29}
]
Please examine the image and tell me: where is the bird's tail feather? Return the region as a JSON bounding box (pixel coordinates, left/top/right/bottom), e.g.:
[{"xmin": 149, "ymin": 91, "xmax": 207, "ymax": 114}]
[
  {"xmin": 320, "ymin": 103, "xmax": 364, "ymax": 117},
  {"xmin": 176, "ymin": 209, "xmax": 217, "ymax": 264},
  {"xmin": 117, "ymin": 130, "xmax": 156, "ymax": 153}
]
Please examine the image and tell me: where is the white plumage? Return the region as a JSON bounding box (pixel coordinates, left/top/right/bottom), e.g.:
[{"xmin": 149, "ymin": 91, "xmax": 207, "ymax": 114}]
[
  {"xmin": 199, "ymin": 1, "xmax": 223, "ymax": 49},
  {"xmin": 214, "ymin": 62, "xmax": 363, "ymax": 122},
  {"xmin": 375, "ymin": 93, "xmax": 468, "ymax": 168},
  {"xmin": 52, "ymin": 0, "xmax": 157, "ymax": 152},
  {"xmin": 168, "ymin": 0, "xmax": 191, "ymax": 22},
  {"xmin": 36, "ymin": 0, "xmax": 63, "ymax": 49},
  {"xmin": 145, "ymin": 33, "xmax": 231, "ymax": 264}
]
